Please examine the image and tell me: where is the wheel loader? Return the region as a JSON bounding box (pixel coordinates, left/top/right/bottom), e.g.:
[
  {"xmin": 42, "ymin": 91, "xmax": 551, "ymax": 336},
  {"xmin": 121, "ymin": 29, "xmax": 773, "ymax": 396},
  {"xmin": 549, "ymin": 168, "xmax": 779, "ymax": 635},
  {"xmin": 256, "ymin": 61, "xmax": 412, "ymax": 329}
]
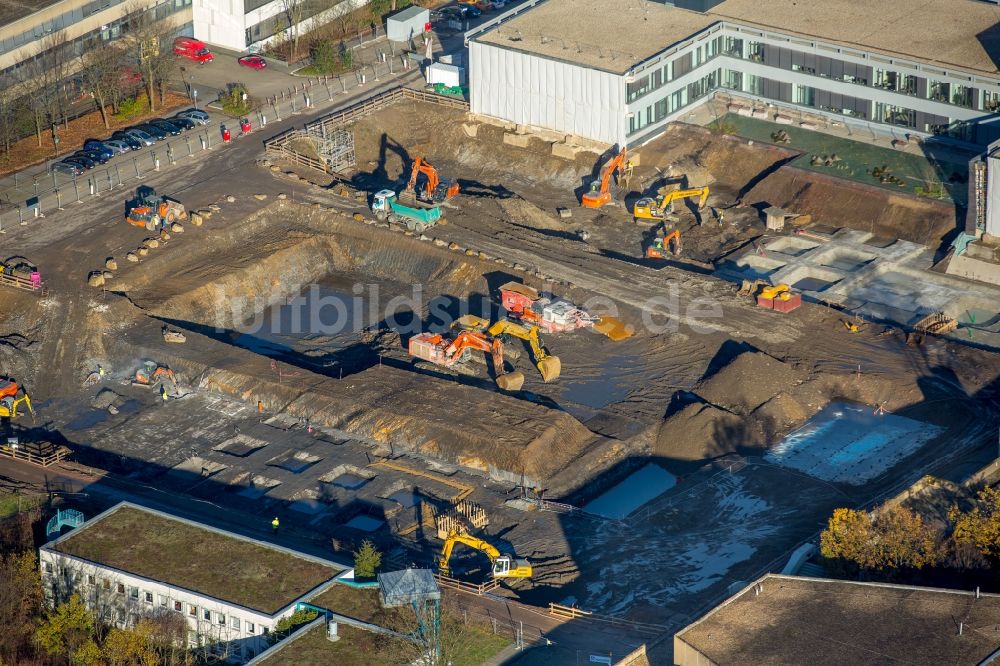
[{"xmin": 125, "ymin": 185, "xmax": 187, "ymax": 231}]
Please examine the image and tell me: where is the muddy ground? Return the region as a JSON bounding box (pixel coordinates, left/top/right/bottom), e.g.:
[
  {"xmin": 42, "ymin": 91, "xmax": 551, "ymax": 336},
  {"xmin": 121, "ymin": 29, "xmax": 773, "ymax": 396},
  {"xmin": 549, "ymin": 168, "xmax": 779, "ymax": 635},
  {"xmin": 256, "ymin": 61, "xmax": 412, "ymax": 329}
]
[{"xmin": 1, "ymin": 96, "xmax": 998, "ymax": 640}]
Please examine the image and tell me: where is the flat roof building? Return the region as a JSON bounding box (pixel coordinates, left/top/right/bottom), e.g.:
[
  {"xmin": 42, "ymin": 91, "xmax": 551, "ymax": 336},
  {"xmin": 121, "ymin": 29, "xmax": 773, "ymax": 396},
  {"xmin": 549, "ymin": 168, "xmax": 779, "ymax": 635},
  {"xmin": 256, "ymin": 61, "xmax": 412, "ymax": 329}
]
[
  {"xmin": 40, "ymin": 502, "xmax": 344, "ymax": 664},
  {"xmin": 470, "ymin": 0, "xmax": 1000, "ymax": 147},
  {"xmin": 674, "ymin": 573, "xmax": 1000, "ymax": 665}
]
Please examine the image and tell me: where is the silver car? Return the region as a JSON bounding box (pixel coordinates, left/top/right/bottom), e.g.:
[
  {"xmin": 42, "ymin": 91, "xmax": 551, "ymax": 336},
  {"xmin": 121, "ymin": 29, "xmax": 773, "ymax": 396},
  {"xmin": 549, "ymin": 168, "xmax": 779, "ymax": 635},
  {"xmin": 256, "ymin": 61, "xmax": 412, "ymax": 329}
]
[
  {"xmin": 103, "ymin": 139, "xmax": 133, "ymax": 154},
  {"xmin": 123, "ymin": 128, "xmax": 156, "ymax": 146},
  {"xmin": 174, "ymin": 109, "xmax": 210, "ymax": 126}
]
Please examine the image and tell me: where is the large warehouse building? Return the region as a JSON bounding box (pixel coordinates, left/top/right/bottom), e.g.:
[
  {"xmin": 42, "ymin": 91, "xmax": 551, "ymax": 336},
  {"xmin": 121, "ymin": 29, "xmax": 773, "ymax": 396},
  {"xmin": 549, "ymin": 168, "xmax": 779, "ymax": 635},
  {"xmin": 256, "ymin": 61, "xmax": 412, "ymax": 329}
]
[{"xmin": 469, "ymin": 0, "xmax": 1000, "ymax": 148}]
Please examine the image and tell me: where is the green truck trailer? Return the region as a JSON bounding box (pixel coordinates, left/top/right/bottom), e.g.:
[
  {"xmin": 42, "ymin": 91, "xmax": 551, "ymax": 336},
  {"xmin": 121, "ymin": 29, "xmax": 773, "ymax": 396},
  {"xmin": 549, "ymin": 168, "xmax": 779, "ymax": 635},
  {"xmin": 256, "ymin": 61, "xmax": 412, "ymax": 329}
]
[{"xmin": 371, "ymin": 189, "xmax": 442, "ymax": 232}]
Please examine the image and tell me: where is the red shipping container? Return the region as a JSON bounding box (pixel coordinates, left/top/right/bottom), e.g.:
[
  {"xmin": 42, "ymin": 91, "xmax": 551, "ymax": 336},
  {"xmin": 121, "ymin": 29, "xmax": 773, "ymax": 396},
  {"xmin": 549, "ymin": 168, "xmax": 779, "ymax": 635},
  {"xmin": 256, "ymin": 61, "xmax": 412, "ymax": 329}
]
[
  {"xmin": 772, "ymin": 293, "xmax": 802, "ymax": 313},
  {"xmin": 756, "ymin": 295, "xmax": 774, "ymax": 309}
]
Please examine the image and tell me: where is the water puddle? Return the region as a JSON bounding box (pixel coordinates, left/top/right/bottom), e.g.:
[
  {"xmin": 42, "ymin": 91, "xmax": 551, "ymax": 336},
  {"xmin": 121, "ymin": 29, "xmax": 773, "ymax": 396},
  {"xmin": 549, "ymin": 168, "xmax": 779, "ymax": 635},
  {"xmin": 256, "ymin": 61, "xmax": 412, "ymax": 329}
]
[
  {"xmin": 765, "ymin": 401, "xmax": 943, "ymax": 484},
  {"xmin": 583, "ymin": 463, "xmax": 677, "ymax": 519},
  {"xmin": 559, "ymin": 352, "xmax": 641, "ymax": 421}
]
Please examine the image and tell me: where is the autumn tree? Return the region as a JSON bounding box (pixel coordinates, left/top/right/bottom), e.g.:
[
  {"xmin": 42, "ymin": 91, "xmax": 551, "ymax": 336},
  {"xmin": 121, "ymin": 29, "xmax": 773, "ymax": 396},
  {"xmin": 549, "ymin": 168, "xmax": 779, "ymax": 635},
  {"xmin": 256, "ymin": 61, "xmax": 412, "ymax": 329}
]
[
  {"xmin": 0, "ymin": 551, "xmax": 43, "ymax": 663},
  {"xmin": 102, "ymin": 619, "xmax": 159, "ymax": 666},
  {"xmin": 950, "ymin": 486, "xmax": 1000, "ymax": 559},
  {"xmin": 821, "ymin": 505, "xmax": 941, "ymax": 572},
  {"xmin": 34, "ymin": 594, "xmax": 98, "ymax": 663},
  {"xmin": 78, "ymin": 46, "xmax": 127, "ymax": 129}
]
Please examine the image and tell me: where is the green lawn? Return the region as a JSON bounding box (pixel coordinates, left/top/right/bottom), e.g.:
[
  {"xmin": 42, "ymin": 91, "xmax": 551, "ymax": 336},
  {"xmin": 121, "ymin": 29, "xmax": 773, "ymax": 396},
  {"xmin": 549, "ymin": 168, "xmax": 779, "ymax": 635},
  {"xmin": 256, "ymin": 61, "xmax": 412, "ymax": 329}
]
[
  {"xmin": 0, "ymin": 492, "xmax": 43, "ymax": 520},
  {"xmin": 709, "ymin": 113, "xmax": 971, "ymax": 202},
  {"xmin": 261, "ymin": 623, "xmax": 413, "ymax": 666}
]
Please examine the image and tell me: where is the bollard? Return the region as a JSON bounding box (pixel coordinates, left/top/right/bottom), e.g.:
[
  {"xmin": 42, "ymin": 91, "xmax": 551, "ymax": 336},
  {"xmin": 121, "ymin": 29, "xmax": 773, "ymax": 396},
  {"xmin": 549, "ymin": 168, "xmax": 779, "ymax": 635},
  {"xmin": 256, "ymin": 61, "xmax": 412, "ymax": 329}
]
[
  {"xmin": 89, "ymin": 179, "xmax": 95, "ymax": 196},
  {"xmin": 115, "ymin": 165, "xmax": 122, "ymax": 187},
  {"xmin": 186, "ymin": 138, "xmax": 192, "ymax": 156},
  {"xmin": 74, "ymin": 178, "xmax": 80, "ymax": 203},
  {"xmin": 134, "ymin": 157, "xmax": 140, "ymax": 179},
  {"xmin": 200, "ymin": 135, "xmax": 207, "ymax": 151},
  {"xmin": 17, "ymin": 207, "xmax": 23, "ymax": 225},
  {"xmin": 106, "ymin": 169, "xmax": 112, "ymax": 190},
  {"xmin": 155, "ymin": 157, "xmax": 160, "ymax": 171},
  {"xmin": 56, "ymin": 189, "xmax": 62, "ymax": 210},
  {"xmin": 167, "ymin": 145, "xmax": 175, "ymax": 165},
  {"xmin": 360, "ymin": 73, "xmax": 366, "ymax": 85},
  {"xmin": 291, "ymin": 97, "xmax": 296, "ymax": 113}
]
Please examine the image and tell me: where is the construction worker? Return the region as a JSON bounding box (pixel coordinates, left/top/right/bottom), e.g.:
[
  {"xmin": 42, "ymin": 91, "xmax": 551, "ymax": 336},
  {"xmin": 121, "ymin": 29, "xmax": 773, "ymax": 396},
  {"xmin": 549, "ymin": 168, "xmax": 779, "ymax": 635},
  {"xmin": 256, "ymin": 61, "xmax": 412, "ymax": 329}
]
[
  {"xmin": 160, "ymin": 384, "xmax": 168, "ymax": 401},
  {"xmin": 271, "ymin": 516, "xmax": 279, "ymax": 534},
  {"xmin": 718, "ymin": 209, "xmax": 725, "ymax": 226}
]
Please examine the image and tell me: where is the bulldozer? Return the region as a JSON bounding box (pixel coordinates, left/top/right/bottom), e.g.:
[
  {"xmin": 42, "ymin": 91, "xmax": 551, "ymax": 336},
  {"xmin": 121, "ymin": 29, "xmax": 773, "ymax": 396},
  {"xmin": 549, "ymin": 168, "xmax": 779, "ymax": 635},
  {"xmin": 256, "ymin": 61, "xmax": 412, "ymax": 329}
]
[
  {"xmin": 633, "ymin": 186, "xmax": 709, "ymax": 223},
  {"xmin": 486, "ymin": 320, "xmax": 561, "ymax": 383},
  {"xmin": 126, "ymin": 186, "xmax": 187, "ymax": 231},
  {"xmin": 581, "ymin": 147, "xmax": 630, "ymax": 208},
  {"xmin": 400, "ymin": 156, "xmax": 459, "ymax": 206},
  {"xmin": 439, "ymin": 529, "xmax": 532, "ymax": 580},
  {"xmin": 645, "ymin": 228, "xmax": 681, "ymax": 258},
  {"xmin": 0, "ymin": 379, "xmax": 33, "ymax": 420}
]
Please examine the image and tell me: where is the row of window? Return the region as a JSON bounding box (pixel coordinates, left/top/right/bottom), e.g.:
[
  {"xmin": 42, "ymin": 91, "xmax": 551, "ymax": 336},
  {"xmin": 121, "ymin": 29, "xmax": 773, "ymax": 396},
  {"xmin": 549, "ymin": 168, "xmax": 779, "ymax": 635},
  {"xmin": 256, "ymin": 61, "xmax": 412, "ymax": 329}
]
[
  {"xmin": 627, "ymin": 32, "xmax": 1000, "ymax": 114},
  {"xmin": 44, "ymin": 563, "xmax": 266, "ymax": 637},
  {"xmin": 0, "ymin": 0, "xmax": 125, "ymax": 58},
  {"xmin": 629, "ymin": 69, "xmax": 720, "ymax": 135}
]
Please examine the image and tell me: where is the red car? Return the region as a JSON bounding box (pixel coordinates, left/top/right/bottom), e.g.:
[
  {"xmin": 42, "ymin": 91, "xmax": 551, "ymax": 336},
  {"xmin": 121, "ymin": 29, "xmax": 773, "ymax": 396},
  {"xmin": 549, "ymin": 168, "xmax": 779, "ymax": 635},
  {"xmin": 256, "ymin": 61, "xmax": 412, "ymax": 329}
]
[{"xmin": 238, "ymin": 55, "xmax": 267, "ymax": 70}]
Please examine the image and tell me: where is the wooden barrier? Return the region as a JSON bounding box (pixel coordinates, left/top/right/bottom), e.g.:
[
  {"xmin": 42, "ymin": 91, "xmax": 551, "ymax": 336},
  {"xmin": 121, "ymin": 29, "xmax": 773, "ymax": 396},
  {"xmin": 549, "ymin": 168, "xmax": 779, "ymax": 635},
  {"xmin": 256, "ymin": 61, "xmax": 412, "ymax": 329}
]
[
  {"xmin": 547, "ymin": 603, "xmax": 668, "ymax": 635},
  {"xmin": 0, "ymin": 441, "xmax": 70, "ymax": 468},
  {"xmin": 434, "ymin": 573, "xmax": 499, "ymax": 596}
]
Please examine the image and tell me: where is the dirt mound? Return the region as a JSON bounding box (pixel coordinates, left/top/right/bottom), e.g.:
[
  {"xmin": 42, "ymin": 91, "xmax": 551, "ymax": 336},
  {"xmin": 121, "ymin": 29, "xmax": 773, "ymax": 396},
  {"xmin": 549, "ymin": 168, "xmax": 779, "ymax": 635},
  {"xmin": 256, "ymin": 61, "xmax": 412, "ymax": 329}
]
[
  {"xmin": 497, "ymin": 197, "xmax": 564, "ymax": 231},
  {"xmin": 743, "ymin": 166, "xmax": 955, "ymax": 245},
  {"xmin": 750, "ymin": 391, "xmax": 809, "ymax": 442},
  {"xmin": 654, "ymin": 402, "xmax": 744, "ymax": 461},
  {"xmin": 696, "ymin": 351, "xmax": 803, "ymax": 415}
]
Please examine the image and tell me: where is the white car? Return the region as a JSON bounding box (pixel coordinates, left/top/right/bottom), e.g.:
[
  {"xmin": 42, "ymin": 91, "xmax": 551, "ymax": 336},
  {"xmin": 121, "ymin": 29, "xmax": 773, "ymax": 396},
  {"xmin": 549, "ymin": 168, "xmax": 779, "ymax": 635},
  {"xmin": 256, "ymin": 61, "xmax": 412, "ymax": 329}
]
[{"xmin": 174, "ymin": 109, "xmax": 210, "ymax": 125}]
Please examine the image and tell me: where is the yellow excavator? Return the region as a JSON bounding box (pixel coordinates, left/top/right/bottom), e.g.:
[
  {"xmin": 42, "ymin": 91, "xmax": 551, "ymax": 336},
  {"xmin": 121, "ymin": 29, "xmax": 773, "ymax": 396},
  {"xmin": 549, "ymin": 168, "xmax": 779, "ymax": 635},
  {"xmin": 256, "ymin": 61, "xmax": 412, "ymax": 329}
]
[
  {"xmin": 633, "ymin": 186, "xmax": 710, "ymax": 223},
  {"xmin": 439, "ymin": 530, "xmax": 532, "ymax": 579},
  {"xmin": 0, "ymin": 379, "xmax": 32, "ymax": 420},
  {"xmin": 486, "ymin": 320, "xmax": 561, "ymax": 383}
]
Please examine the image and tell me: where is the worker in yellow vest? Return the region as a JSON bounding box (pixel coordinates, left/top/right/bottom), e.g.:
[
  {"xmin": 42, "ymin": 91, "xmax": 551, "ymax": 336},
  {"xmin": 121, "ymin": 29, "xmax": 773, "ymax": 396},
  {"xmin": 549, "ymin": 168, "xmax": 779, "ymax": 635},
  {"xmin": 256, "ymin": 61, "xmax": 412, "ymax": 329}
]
[{"xmin": 271, "ymin": 517, "xmax": 279, "ymax": 535}]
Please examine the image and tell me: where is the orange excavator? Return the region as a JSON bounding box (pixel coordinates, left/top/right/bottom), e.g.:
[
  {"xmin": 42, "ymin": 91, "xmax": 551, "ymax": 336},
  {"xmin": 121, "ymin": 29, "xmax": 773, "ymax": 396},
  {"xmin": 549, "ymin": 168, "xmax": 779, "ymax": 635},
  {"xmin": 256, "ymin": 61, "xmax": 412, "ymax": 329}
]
[
  {"xmin": 645, "ymin": 229, "xmax": 681, "ymax": 258},
  {"xmin": 402, "ymin": 156, "xmax": 459, "ymax": 205},
  {"xmin": 409, "ymin": 330, "xmax": 525, "ymax": 390},
  {"xmin": 581, "ymin": 147, "xmax": 629, "ymax": 208}
]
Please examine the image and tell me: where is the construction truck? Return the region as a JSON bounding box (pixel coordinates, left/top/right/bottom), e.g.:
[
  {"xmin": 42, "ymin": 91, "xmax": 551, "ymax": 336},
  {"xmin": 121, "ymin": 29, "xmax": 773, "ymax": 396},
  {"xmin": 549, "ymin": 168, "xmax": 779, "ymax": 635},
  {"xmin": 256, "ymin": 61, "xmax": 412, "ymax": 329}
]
[
  {"xmin": 439, "ymin": 529, "xmax": 532, "ymax": 580},
  {"xmin": 400, "ymin": 157, "xmax": 459, "ymax": 206},
  {"xmin": 408, "ymin": 329, "xmax": 525, "ymax": 390},
  {"xmin": 371, "ymin": 190, "xmax": 442, "ymax": 232},
  {"xmin": 0, "ymin": 257, "xmax": 42, "ymax": 293},
  {"xmin": 581, "ymin": 147, "xmax": 630, "ymax": 208},
  {"xmin": 499, "ymin": 282, "xmax": 598, "ymax": 334},
  {"xmin": 632, "ymin": 186, "xmax": 709, "ymax": 223},
  {"xmin": 645, "ymin": 228, "xmax": 681, "ymax": 258},
  {"xmin": 0, "ymin": 379, "xmax": 33, "ymax": 420},
  {"xmin": 126, "ymin": 185, "xmax": 187, "ymax": 231}
]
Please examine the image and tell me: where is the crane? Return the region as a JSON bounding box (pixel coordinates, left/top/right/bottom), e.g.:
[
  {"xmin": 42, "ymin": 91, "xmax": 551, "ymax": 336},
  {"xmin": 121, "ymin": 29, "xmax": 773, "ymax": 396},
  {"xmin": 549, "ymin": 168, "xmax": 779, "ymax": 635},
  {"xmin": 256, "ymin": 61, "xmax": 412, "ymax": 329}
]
[
  {"xmin": 439, "ymin": 530, "xmax": 532, "ymax": 579},
  {"xmin": 581, "ymin": 147, "xmax": 629, "ymax": 208},
  {"xmin": 486, "ymin": 320, "xmax": 561, "ymax": 382},
  {"xmin": 632, "ymin": 186, "xmax": 710, "ymax": 222},
  {"xmin": 0, "ymin": 379, "xmax": 33, "ymax": 420},
  {"xmin": 403, "ymin": 156, "xmax": 459, "ymax": 205}
]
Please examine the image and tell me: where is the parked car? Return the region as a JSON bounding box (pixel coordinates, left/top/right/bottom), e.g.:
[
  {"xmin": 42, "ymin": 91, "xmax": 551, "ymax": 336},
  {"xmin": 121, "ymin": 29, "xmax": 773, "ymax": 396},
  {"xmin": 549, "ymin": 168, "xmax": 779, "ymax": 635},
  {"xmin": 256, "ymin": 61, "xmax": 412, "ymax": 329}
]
[
  {"xmin": 122, "ymin": 128, "xmax": 156, "ymax": 146},
  {"xmin": 132, "ymin": 124, "xmax": 166, "ymax": 140},
  {"xmin": 174, "ymin": 109, "xmax": 210, "ymax": 125},
  {"xmin": 51, "ymin": 161, "xmax": 84, "ymax": 176},
  {"xmin": 173, "ymin": 37, "xmax": 213, "ymax": 63},
  {"xmin": 237, "ymin": 55, "xmax": 267, "ymax": 70},
  {"xmin": 454, "ymin": 4, "xmax": 481, "ymax": 17},
  {"xmin": 103, "ymin": 139, "xmax": 133, "ymax": 154},
  {"xmin": 148, "ymin": 119, "xmax": 182, "ymax": 136},
  {"xmin": 82, "ymin": 139, "xmax": 116, "ymax": 159},
  {"xmin": 166, "ymin": 116, "xmax": 195, "ymax": 131},
  {"xmin": 110, "ymin": 132, "xmax": 144, "ymax": 150},
  {"xmin": 63, "ymin": 155, "xmax": 96, "ymax": 170},
  {"xmin": 74, "ymin": 149, "xmax": 109, "ymax": 165}
]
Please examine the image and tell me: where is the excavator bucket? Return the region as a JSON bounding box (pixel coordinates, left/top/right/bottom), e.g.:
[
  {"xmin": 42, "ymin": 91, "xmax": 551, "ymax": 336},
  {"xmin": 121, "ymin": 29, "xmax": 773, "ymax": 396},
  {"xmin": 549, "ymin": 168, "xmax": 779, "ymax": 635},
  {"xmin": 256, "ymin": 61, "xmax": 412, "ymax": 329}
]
[
  {"xmin": 593, "ymin": 317, "xmax": 633, "ymax": 341},
  {"xmin": 536, "ymin": 356, "xmax": 561, "ymax": 382},
  {"xmin": 495, "ymin": 371, "xmax": 525, "ymax": 391}
]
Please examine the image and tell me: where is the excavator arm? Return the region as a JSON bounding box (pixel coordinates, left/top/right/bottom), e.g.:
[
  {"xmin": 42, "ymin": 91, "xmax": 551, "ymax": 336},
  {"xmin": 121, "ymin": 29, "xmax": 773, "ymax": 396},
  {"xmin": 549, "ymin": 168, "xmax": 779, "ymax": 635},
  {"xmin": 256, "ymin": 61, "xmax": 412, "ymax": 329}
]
[
  {"xmin": 486, "ymin": 321, "xmax": 561, "ymax": 382},
  {"xmin": 445, "ymin": 331, "xmax": 525, "ymax": 390},
  {"xmin": 581, "ymin": 148, "xmax": 628, "ymax": 208},
  {"xmin": 406, "ymin": 157, "xmax": 459, "ymax": 203},
  {"xmin": 439, "ymin": 530, "xmax": 532, "ymax": 579}
]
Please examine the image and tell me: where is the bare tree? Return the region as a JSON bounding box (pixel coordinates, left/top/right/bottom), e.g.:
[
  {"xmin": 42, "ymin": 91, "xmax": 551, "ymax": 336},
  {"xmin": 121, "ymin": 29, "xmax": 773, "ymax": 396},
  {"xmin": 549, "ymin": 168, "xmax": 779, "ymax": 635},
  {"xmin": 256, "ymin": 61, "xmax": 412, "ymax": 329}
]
[
  {"xmin": 78, "ymin": 46, "xmax": 127, "ymax": 129},
  {"xmin": 121, "ymin": 1, "xmax": 177, "ymax": 112},
  {"xmin": 281, "ymin": 0, "xmax": 310, "ymax": 60},
  {"xmin": 18, "ymin": 31, "xmax": 72, "ymax": 147}
]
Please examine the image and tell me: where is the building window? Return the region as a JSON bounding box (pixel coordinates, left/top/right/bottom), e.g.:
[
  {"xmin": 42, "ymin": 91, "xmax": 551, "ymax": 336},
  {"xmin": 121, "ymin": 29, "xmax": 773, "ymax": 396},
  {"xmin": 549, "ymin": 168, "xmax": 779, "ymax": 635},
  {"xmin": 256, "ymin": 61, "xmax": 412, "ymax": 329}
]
[
  {"xmin": 626, "ymin": 75, "xmax": 650, "ymax": 103},
  {"xmin": 875, "ymin": 102, "xmax": 916, "ymax": 128},
  {"xmin": 246, "ymin": 622, "xmax": 255, "ymax": 634},
  {"xmin": 87, "ymin": 575, "xmax": 96, "ymax": 586},
  {"xmin": 842, "ymin": 72, "xmax": 868, "ymax": 86},
  {"xmin": 188, "ymin": 605, "xmax": 197, "ymax": 617},
  {"xmin": 174, "ymin": 601, "xmax": 182, "ymax": 612},
  {"xmin": 794, "ymin": 84, "xmax": 815, "ymax": 107},
  {"xmin": 982, "ymin": 90, "xmax": 1000, "ymax": 111},
  {"xmin": 117, "ymin": 583, "xmax": 126, "ymax": 595},
  {"xmin": 792, "ymin": 63, "xmax": 816, "ymax": 76},
  {"xmin": 928, "ymin": 80, "xmax": 950, "ymax": 104},
  {"xmin": 158, "ymin": 594, "xmax": 168, "ymax": 607},
  {"xmin": 724, "ymin": 69, "xmax": 743, "ymax": 91},
  {"xmin": 231, "ymin": 617, "xmax": 240, "ymax": 631},
  {"xmin": 952, "ymin": 85, "xmax": 974, "ymax": 109},
  {"xmin": 103, "ymin": 580, "xmax": 111, "ymax": 590},
  {"xmin": 747, "ymin": 41, "xmax": 764, "ymax": 63},
  {"xmin": 203, "ymin": 609, "xmax": 211, "ymax": 622},
  {"xmin": 218, "ymin": 614, "xmax": 226, "ymax": 626},
  {"xmin": 129, "ymin": 587, "xmax": 139, "ymax": 600},
  {"xmin": 723, "ymin": 36, "xmax": 743, "ymax": 58},
  {"xmin": 144, "ymin": 592, "xmax": 153, "ymax": 604},
  {"xmin": 44, "ymin": 562, "xmax": 53, "ymax": 574}
]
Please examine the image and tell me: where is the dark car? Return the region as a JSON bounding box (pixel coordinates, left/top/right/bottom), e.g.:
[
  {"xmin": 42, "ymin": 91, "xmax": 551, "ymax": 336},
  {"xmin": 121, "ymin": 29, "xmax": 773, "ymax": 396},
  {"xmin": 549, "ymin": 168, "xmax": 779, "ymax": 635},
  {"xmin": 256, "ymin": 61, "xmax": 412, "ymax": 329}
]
[
  {"xmin": 82, "ymin": 139, "xmax": 115, "ymax": 159},
  {"xmin": 110, "ymin": 131, "xmax": 143, "ymax": 150},
  {"xmin": 133, "ymin": 124, "xmax": 167, "ymax": 140},
  {"xmin": 459, "ymin": 4, "xmax": 481, "ymax": 17},
  {"xmin": 148, "ymin": 119, "xmax": 182, "ymax": 136},
  {"xmin": 166, "ymin": 116, "xmax": 195, "ymax": 131},
  {"xmin": 52, "ymin": 161, "xmax": 84, "ymax": 177},
  {"xmin": 63, "ymin": 155, "xmax": 96, "ymax": 170},
  {"xmin": 74, "ymin": 149, "xmax": 109, "ymax": 165}
]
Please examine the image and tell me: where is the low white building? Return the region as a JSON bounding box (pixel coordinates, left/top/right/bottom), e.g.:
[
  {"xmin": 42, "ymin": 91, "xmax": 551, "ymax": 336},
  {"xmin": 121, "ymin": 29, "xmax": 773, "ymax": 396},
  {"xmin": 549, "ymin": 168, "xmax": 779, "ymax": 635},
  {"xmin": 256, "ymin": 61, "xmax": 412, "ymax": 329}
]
[{"xmin": 40, "ymin": 502, "xmax": 344, "ymax": 664}]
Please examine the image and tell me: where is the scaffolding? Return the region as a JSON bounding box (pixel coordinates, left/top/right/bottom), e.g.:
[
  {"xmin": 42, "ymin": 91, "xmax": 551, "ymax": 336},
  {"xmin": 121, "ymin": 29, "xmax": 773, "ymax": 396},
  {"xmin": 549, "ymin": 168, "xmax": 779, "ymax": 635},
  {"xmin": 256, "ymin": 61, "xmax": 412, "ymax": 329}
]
[{"xmin": 264, "ymin": 127, "xmax": 356, "ymax": 176}]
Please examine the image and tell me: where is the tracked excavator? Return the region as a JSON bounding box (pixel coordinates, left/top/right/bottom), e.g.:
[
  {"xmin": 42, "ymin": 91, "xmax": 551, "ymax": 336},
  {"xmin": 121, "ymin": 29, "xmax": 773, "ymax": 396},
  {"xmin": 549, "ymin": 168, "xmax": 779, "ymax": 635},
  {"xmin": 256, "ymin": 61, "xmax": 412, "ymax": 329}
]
[
  {"xmin": 408, "ymin": 329, "xmax": 526, "ymax": 390},
  {"xmin": 486, "ymin": 320, "xmax": 561, "ymax": 383},
  {"xmin": 645, "ymin": 228, "xmax": 681, "ymax": 258},
  {"xmin": 439, "ymin": 529, "xmax": 532, "ymax": 579},
  {"xmin": 0, "ymin": 379, "xmax": 33, "ymax": 420},
  {"xmin": 633, "ymin": 186, "xmax": 709, "ymax": 222},
  {"xmin": 581, "ymin": 147, "xmax": 629, "ymax": 208},
  {"xmin": 134, "ymin": 361, "xmax": 176, "ymax": 387},
  {"xmin": 400, "ymin": 156, "xmax": 459, "ymax": 206}
]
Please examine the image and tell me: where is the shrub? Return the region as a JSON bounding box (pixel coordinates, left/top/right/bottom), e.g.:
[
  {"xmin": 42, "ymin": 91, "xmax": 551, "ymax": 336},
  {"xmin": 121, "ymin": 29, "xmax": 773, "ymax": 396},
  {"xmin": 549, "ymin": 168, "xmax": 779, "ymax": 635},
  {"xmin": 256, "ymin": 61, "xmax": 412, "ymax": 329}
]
[
  {"xmin": 115, "ymin": 97, "xmax": 145, "ymax": 121},
  {"xmin": 220, "ymin": 82, "xmax": 253, "ymax": 117},
  {"xmin": 274, "ymin": 608, "xmax": 318, "ymax": 634}
]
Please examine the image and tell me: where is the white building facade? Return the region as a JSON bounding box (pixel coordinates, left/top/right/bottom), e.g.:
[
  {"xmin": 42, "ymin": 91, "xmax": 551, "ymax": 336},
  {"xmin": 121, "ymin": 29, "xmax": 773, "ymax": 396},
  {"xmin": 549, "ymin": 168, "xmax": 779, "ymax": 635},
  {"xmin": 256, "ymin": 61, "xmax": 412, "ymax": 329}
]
[{"xmin": 194, "ymin": 0, "xmax": 371, "ymax": 52}]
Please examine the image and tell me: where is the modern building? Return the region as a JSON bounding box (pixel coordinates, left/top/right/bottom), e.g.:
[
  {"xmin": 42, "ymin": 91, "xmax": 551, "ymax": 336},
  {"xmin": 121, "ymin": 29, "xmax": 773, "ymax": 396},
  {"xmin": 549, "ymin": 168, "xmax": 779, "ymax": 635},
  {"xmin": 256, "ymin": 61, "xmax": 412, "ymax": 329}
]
[
  {"xmin": 674, "ymin": 573, "xmax": 1000, "ymax": 665},
  {"xmin": 469, "ymin": 0, "xmax": 1000, "ymax": 148},
  {"xmin": 200, "ymin": 0, "xmax": 371, "ymax": 53},
  {"xmin": 39, "ymin": 502, "xmax": 344, "ymax": 664}
]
